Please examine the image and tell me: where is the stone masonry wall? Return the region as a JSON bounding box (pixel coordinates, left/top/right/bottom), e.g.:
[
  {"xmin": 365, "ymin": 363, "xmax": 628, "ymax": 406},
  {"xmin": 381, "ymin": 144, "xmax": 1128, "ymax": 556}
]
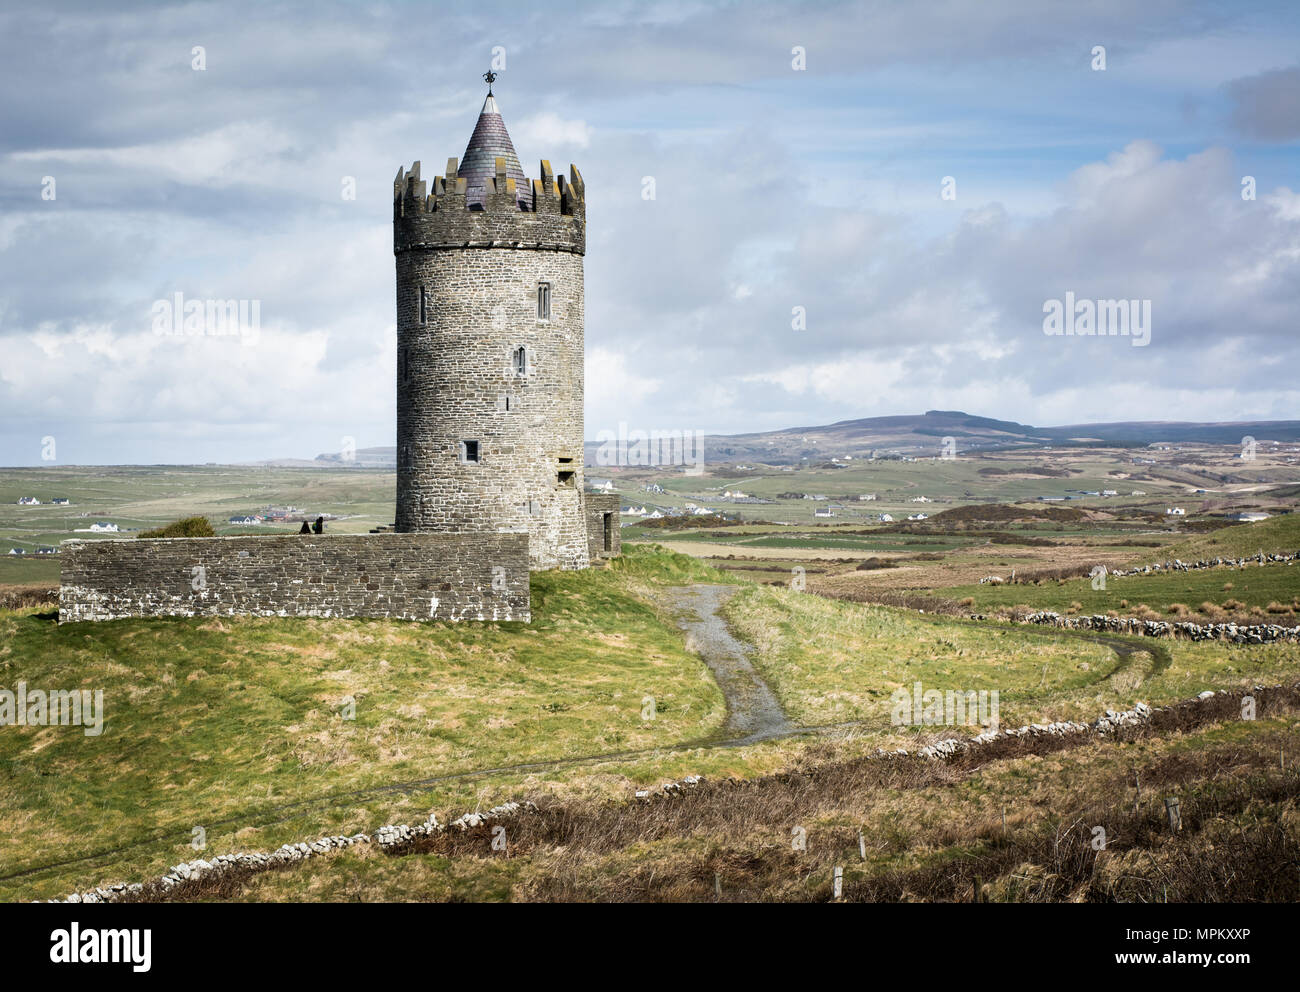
[
  {"xmin": 584, "ymin": 493, "xmax": 621, "ymax": 561},
  {"xmin": 58, "ymin": 533, "xmax": 529, "ymax": 624}
]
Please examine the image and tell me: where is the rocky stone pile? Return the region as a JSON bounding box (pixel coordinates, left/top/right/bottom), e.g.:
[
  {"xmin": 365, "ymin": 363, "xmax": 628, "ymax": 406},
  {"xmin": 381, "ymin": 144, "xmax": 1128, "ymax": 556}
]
[{"xmin": 635, "ymin": 775, "xmax": 703, "ymax": 800}]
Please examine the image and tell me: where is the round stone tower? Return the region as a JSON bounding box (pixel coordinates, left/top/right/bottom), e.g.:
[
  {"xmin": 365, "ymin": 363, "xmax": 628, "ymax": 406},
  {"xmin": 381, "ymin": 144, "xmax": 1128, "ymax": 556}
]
[{"xmin": 393, "ymin": 78, "xmax": 589, "ymax": 571}]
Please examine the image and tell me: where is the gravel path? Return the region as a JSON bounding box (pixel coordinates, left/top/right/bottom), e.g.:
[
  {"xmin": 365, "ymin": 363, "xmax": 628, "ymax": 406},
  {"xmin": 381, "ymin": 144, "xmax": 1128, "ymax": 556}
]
[{"xmin": 664, "ymin": 583, "xmax": 794, "ymax": 744}]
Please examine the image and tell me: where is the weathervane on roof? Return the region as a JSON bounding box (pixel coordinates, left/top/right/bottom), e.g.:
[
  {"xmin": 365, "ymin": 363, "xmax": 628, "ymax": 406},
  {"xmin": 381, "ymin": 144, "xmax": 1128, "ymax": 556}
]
[{"xmin": 483, "ymin": 69, "xmax": 497, "ymax": 95}]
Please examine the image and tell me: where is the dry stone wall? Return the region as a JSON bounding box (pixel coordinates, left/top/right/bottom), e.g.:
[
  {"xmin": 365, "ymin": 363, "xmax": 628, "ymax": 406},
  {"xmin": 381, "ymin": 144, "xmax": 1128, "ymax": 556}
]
[{"xmin": 58, "ymin": 533, "xmax": 529, "ymax": 624}]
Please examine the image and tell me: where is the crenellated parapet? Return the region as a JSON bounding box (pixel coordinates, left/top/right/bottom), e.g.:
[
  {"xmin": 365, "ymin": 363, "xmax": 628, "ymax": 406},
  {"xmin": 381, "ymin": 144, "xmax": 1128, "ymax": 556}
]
[{"xmin": 394, "ymin": 157, "xmax": 585, "ymax": 256}]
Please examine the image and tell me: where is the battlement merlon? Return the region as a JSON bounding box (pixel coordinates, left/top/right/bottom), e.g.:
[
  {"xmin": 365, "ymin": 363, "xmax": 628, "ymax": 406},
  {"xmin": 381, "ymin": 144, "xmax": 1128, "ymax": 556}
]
[{"xmin": 393, "ymin": 158, "xmax": 585, "ymax": 254}]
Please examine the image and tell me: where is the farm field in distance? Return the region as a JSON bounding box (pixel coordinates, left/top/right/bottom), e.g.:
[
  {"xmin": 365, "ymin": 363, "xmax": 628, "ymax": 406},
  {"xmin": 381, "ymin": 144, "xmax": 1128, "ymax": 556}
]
[
  {"xmin": 0, "ymin": 464, "xmax": 395, "ymax": 586},
  {"xmin": 612, "ymin": 442, "xmax": 1300, "ymax": 618}
]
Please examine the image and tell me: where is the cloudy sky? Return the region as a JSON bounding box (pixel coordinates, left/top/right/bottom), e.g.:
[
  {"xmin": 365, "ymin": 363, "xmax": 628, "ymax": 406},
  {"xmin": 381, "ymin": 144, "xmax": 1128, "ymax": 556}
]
[{"xmin": 1, "ymin": 0, "xmax": 1297, "ymax": 465}]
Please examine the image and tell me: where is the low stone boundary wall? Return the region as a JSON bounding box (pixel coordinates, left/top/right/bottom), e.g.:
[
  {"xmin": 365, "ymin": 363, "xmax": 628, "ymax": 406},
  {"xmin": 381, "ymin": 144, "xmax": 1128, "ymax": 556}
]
[
  {"xmin": 1107, "ymin": 550, "xmax": 1298, "ymax": 578},
  {"xmin": 53, "ymin": 801, "xmax": 540, "ymax": 904},
  {"xmin": 58, "ymin": 532, "xmax": 529, "ymax": 624},
  {"xmin": 1008, "ymin": 611, "xmax": 1300, "ymax": 644}
]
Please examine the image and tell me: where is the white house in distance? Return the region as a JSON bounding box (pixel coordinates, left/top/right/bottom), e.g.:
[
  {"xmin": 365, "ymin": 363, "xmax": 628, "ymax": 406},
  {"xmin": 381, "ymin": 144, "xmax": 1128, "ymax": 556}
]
[
  {"xmin": 17, "ymin": 496, "xmax": 40, "ymax": 505},
  {"xmin": 1165, "ymin": 507, "xmax": 1186, "ymax": 516},
  {"xmin": 814, "ymin": 507, "xmax": 835, "ymax": 518},
  {"xmin": 87, "ymin": 521, "xmax": 119, "ymax": 532},
  {"xmin": 910, "ymin": 496, "xmax": 931, "ymax": 503},
  {"xmin": 228, "ymin": 515, "xmax": 262, "ymax": 525},
  {"xmin": 879, "ymin": 513, "xmax": 894, "ymax": 522}
]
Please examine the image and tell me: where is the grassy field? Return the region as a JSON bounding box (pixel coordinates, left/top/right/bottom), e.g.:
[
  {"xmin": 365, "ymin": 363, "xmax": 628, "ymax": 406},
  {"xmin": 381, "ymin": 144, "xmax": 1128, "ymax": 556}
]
[
  {"xmin": 4, "ymin": 546, "xmax": 1298, "ymax": 902},
  {"xmin": 192, "ymin": 710, "xmax": 1300, "ymax": 903},
  {"xmin": 722, "ymin": 583, "xmax": 1300, "ymax": 729},
  {"xmin": 0, "ymin": 547, "xmax": 727, "ymax": 901},
  {"xmin": 1157, "ymin": 512, "xmax": 1300, "ymax": 560},
  {"xmin": 938, "ymin": 561, "xmax": 1300, "ymax": 620},
  {"xmin": 0, "ymin": 465, "xmax": 396, "ymax": 585},
  {"xmin": 3, "ymin": 451, "xmax": 1298, "ymax": 902}
]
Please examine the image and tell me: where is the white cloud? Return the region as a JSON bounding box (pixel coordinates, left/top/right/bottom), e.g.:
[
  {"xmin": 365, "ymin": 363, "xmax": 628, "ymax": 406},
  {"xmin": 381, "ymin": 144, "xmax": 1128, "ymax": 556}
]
[{"xmin": 514, "ymin": 113, "xmax": 593, "ymax": 152}]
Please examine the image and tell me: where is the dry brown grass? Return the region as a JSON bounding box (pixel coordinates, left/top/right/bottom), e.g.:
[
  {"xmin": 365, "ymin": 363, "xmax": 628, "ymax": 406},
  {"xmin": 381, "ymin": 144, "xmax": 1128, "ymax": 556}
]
[{"xmin": 127, "ymin": 685, "xmax": 1300, "ymax": 903}]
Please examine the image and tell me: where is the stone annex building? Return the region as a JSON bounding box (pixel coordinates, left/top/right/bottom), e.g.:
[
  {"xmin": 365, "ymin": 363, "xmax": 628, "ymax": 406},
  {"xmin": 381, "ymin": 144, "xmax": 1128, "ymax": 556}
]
[{"xmin": 59, "ymin": 79, "xmax": 620, "ymax": 624}]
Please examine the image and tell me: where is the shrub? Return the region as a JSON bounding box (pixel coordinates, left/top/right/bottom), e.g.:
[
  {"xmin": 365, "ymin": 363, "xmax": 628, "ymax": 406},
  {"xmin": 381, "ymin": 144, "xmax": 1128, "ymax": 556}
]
[
  {"xmin": 0, "ymin": 585, "xmax": 58, "ymax": 610},
  {"xmin": 855, "ymin": 557, "xmax": 897, "ymax": 571},
  {"xmin": 137, "ymin": 516, "xmax": 216, "ymax": 539}
]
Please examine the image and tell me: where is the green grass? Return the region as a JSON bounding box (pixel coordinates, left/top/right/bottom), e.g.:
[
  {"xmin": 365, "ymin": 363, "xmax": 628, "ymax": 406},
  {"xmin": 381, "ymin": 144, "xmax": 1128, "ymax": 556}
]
[
  {"xmin": 0, "ymin": 465, "xmax": 398, "ymax": 570},
  {"xmin": 0, "ymin": 546, "xmax": 726, "ymax": 900},
  {"xmin": 184, "ymin": 713, "xmax": 1300, "ymax": 903},
  {"xmin": 1157, "ymin": 513, "xmax": 1300, "ymax": 560},
  {"xmin": 720, "ymin": 583, "xmax": 1300, "ymax": 729},
  {"xmin": 937, "ymin": 561, "xmax": 1299, "ymax": 618},
  {"xmin": 651, "ymin": 530, "xmax": 974, "ymax": 552},
  {"xmin": 0, "ymin": 557, "xmax": 59, "ymax": 585},
  {"xmin": 3, "ymin": 541, "xmax": 1297, "ymax": 902}
]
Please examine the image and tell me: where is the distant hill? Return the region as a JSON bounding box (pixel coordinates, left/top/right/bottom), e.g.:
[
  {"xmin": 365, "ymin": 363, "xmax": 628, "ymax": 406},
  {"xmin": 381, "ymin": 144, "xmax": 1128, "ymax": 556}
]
[
  {"xmin": 312, "ymin": 446, "xmax": 397, "ymax": 468},
  {"xmin": 249, "ymin": 446, "xmax": 398, "ymax": 468},
  {"xmin": 582, "ymin": 410, "xmax": 1300, "ymax": 466},
  {"xmin": 254, "ymin": 411, "xmax": 1300, "ymax": 469}
]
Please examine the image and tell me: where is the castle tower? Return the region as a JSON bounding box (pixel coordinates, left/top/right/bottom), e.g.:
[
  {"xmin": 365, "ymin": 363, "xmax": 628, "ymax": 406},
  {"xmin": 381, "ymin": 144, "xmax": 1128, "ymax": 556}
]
[{"xmin": 393, "ymin": 76, "xmax": 589, "ymax": 571}]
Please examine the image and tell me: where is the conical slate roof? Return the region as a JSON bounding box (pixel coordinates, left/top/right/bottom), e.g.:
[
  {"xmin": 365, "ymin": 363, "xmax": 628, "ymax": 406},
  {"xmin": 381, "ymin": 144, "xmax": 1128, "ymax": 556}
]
[{"xmin": 460, "ymin": 92, "xmax": 531, "ymax": 210}]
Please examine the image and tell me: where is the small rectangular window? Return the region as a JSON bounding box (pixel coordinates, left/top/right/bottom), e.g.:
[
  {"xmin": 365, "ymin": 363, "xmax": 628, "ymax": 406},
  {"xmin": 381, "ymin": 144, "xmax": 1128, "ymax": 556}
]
[
  {"xmin": 537, "ymin": 283, "xmax": 551, "ymax": 320},
  {"xmin": 460, "ymin": 440, "xmax": 480, "ymax": 464},
  {"xmin": 513, "ymin": 346, "xmax": 528, "ymax": 376},
  {"xmin": 400, "ymin": 347, "xmax": 409, "ymax": 382},
  {"xmin": 420, "ymin": 286, "xmax": 427, "ymax": 324},
  {"xmin": 557, "ymin": 470, "xmax": 575, "ymax": 488}
]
